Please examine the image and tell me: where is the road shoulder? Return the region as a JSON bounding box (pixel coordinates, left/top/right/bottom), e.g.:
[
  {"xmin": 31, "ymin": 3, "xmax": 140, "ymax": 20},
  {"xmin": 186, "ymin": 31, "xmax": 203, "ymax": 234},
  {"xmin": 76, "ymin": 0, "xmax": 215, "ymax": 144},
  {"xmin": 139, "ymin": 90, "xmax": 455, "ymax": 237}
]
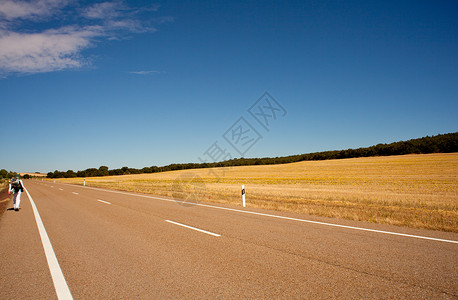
[{"xmin": 0, "ymin": 188, "xmax": 10, "ymax": 219}]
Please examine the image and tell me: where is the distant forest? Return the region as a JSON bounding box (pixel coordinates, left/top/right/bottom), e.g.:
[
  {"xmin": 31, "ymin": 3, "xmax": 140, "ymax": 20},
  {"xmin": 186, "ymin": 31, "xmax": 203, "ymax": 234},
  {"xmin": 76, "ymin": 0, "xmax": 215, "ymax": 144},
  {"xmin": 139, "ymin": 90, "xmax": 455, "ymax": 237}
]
[{"xmin": 47, "ymin": 132, "xmax": 458, "ymax": 178}]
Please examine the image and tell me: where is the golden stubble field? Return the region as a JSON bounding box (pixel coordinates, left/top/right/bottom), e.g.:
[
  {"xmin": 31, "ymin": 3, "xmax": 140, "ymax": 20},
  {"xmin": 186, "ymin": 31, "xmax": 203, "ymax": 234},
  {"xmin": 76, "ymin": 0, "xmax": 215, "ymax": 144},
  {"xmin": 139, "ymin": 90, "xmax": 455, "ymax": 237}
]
[{"xmin": 55, "ymin": 153, "xmax": 458, "ymax": 232}]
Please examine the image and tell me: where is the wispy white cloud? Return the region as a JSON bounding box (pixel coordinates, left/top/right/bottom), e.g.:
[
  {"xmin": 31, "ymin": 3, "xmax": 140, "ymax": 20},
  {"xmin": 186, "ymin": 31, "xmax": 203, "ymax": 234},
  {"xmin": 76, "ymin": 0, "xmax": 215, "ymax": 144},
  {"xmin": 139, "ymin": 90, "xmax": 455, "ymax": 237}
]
[
  {"xmin": 152, "ymin": 16, "xmax": 175, "ymax": 25},
  {"xmin": 82, "ymin": 2, "xmax": 161, "ymax": 33},
  {"xmin": 0, "ymin": 0, "xmax": 68, "ymax": 20},
  {"xmin": 129, "ymin": 70, "xmax": 161, "ymax": 75},
  {"xmin": 0, "ymin": 1, "xmax": 172, "ymax": 77},
  {"xmin": 82, "ymin": 1, "xmax": 124, "ymax": 20},
  {"xmin": 0, "ymin": 26, "xmax": 102, "ymax": 74},
  {"xmin": 107, "ymin": 19, "xmax": 155, "ymax": 33}
]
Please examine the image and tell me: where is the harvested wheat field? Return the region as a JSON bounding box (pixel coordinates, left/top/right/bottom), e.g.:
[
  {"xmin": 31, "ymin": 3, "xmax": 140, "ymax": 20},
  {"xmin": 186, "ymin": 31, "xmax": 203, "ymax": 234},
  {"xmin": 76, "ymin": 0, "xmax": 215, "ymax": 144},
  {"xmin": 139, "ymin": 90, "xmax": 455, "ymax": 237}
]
[{"xmin": 56, "ymin": 153, "xmax": 458, "ymax": 232}]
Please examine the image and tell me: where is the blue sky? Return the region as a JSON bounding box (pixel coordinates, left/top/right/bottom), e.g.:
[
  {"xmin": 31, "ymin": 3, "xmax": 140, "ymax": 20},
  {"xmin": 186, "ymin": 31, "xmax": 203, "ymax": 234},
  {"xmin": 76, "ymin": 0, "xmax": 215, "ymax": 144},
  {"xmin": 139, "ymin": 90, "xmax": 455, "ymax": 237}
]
[{"xmin": 1, "ymin": 0, "xmax": 457, "ymax": 173}]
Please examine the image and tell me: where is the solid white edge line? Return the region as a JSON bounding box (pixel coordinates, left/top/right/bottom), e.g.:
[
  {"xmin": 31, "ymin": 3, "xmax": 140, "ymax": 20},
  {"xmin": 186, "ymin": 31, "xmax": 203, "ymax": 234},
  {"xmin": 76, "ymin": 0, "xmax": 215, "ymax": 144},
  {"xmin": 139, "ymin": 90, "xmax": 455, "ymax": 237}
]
[
  {"xmin": 97, "ymin": 199, "xmax": 111, "ymax": 205},
  {"xmin": 165, "ymin": 220, "xmax": 221, "ymax": 237},
  {"xmin": 23, "ymin": 186, "xmax": 73, "ymax": 300},
  {"xmin": 49, "ymin": 182, "xmax": 458, "ymax": 244}
]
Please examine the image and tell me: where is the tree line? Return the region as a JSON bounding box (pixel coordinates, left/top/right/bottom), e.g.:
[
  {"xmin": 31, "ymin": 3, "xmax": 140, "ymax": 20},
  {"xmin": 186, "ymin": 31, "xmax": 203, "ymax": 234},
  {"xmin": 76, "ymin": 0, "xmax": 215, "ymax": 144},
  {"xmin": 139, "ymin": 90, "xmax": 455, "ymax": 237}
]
[
  {"xmin": 0, "ymin": 170, "xmax": 35, "ymax": 180},
  {"xmin": 47, "ymin": 132, "xmax": 457, "ymax": 178},
  {"xmin": 0, "ymin": 169, "xmax": 18, "ymax": 180}
]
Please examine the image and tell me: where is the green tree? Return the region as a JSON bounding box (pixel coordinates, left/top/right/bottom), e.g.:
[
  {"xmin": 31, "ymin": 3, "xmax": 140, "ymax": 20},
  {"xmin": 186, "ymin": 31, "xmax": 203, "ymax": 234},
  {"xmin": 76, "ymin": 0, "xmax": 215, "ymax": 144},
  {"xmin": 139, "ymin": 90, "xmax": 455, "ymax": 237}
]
[{"xmin": 98, "ymin": 166, "xmax": 109, "ymax": 176}]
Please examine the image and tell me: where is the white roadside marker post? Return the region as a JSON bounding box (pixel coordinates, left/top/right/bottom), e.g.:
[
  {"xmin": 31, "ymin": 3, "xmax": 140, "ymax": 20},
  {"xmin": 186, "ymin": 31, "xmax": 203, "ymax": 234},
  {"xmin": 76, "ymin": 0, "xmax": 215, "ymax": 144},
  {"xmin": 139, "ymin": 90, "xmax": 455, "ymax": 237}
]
[{"xmin": 242, "ymin": 185, "xmax": 246, "ymax": 207}]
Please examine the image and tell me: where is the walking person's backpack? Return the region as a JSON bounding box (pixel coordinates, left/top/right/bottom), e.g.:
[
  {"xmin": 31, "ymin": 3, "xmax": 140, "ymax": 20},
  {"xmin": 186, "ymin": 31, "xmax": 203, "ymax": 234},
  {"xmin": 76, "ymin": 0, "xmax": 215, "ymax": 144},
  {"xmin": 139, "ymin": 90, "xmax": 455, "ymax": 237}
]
[{"xmin": 11, "ymin": 178, "xmax": 24, "ymax": 193}]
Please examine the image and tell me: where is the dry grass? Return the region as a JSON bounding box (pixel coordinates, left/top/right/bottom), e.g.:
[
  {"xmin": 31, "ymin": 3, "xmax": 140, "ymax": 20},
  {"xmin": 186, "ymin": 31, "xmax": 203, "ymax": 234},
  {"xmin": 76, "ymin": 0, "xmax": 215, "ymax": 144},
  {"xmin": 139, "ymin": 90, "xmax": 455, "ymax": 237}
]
[
  {"xmin": 0, "ymin": 180, "xmax": 8, "ymax": 190},
  {"xmin": 55, "ymin": 153, "xmax": 458, "ymax": 232},
  {"xmin": 20, "ymin": 172, "xmax": 47, "ymax": 177}
]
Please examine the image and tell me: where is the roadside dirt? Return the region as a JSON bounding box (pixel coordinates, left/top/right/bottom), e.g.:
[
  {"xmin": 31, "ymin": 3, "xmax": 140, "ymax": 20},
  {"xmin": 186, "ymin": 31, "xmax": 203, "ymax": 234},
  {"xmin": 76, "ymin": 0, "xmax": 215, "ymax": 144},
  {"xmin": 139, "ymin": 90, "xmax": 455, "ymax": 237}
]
[{"xmin": 0, "ymin": 188, "xmax": 10, "ymax": 219}]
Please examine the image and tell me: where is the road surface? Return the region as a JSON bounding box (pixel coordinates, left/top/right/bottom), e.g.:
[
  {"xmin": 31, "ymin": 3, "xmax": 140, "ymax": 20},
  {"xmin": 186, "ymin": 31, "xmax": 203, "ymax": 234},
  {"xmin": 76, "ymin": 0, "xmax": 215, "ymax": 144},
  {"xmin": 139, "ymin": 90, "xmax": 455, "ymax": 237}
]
[{"xmin": 1, "ymin": 180, "xmax": 457, "ymax": 299}]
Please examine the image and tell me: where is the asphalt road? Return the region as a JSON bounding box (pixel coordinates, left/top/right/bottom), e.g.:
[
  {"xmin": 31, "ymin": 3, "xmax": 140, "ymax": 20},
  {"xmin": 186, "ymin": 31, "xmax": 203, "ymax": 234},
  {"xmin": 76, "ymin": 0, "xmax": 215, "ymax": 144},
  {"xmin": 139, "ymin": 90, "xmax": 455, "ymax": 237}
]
[{"xmin": 1, "ymin": 180, "xmax": 457, "ymax": 299}]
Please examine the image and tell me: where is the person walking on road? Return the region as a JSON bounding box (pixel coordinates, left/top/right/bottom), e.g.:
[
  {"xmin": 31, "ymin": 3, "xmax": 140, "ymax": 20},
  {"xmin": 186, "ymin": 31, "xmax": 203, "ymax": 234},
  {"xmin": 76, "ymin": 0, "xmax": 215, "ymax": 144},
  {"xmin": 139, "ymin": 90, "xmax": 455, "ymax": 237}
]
[{"xmin": 8, "ymin": 176, "xmax": 24, "ymax": 212}]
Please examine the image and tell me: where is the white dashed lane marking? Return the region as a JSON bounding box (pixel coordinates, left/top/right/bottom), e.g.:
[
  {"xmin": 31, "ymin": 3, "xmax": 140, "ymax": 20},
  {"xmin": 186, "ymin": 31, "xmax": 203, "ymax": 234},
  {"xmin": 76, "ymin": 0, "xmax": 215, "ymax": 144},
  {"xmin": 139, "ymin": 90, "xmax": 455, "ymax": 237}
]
[
  {"xmin": 97, "ymin": 199, "xmax": 111, "ymax": 205},
  {"xmin": 165, "ymin": 220, "xmax": 221, "ymax": 237}
]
